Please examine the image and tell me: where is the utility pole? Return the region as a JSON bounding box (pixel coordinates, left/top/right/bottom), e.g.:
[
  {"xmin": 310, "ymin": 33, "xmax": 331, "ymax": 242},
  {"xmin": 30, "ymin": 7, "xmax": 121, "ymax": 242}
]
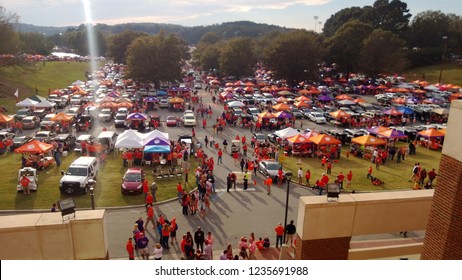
[{"xmin": 314, "ymin": 16, "xmax": 319, "ymax": 32}]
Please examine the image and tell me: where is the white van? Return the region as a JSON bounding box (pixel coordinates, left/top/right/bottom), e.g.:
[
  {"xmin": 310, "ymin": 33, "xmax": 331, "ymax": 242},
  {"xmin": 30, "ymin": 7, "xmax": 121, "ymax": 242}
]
[{"xmin": 97, "ymin": 131, "xmax": 117, "ymax": 151}]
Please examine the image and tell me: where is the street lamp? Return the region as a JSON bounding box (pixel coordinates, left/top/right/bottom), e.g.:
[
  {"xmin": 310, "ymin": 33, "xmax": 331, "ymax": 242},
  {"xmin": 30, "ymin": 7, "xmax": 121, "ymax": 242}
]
[
  {"xmin": 283, "ymin": 171, "xmax": 293, "ymax": 244},
  {"xmin": 87, "ymin": 179, "xmax": 96, "ymax": 210},
  {"xmin": 438, "ymin": 36, "xmax": 448, "ymax": 84}
]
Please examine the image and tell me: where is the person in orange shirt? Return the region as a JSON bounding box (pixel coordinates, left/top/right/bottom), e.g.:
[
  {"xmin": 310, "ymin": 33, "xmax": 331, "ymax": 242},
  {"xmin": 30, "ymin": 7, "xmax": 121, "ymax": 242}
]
[
  {"xmin": 126, "ymin": 237, "xmax": 135, "ymax": 260},
  {"xmin": 367, "ymin": 166, "xmax": 373, "ymax": 179},
  {"xmin": 265, "ymin": 175, "xmax": 273, "ymax": 195},
  {"xmin": 146, "ymin": 192, "xmax": 153, "ymax": 208},
  {"xmin": 275, "ymin": 223, "xmax": 285, "ymax": 248},
  {"xmin": 145, "ymin": 205, "xmax": 155, "ymax": 229}
]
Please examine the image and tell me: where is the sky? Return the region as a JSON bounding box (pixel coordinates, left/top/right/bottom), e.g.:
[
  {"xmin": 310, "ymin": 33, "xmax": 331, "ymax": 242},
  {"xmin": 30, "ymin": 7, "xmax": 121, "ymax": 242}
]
[{"xmin": 1, "ymin": 0, "xmax": 460, "ymax": 30}]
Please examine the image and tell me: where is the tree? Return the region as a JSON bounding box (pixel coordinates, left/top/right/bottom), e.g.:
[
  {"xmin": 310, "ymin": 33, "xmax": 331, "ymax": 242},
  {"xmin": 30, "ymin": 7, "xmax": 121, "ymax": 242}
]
[
  {"xmin": 63, "ymin": 24, "xmax": 107, "ymax": 56},
  {"xmin": 107, "ymin": 30, "xmax": 146, "ymax": 64},
  {"xmin": 325, "ymin": 20, "xmax": 373, "ymax": 76},
  {"xmin": 0, "ymin": 6, "xmax": 19, "ymax": 55},
  {"xmin": 219, "ymin": 37, "xmax": 256, "ymax": 78},
  {"xmin": 264, "ymin": 30, "xmax": 325, "ymax": 83},
  {"xmin": 358, "ymin": 29, "xmax": 409, "ymax": 75},
  {"xmin": 366, "ymin": 0, "xmax": 411, "ymax": 37},
  {"xmin": 18, "ymin": 32, "xmax": 53, "ymax": 55},
  {"xmin": 323, "ymin": 7, "xmax": 365, "ymax": 37},
  {"xmin": 126, "ymin": 31, "xmax": 185, "ymax": 87}
]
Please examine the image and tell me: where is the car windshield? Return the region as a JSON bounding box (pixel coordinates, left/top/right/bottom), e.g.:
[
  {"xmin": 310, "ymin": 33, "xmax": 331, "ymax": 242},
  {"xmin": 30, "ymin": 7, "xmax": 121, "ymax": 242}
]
[
  {"xmin": 266, "ymin": 162, "xmax": 281, "ymax": 170},
  {"xmin": 124, "ymin": 173, "xmax": 142, "ymax": 182},
  {"xmin": 66, "ymin": 167, "xmax": 88, "ymax": 176},
  {"xmin": 185, "ymin": 116, "xmax": 194, "ymax": 120},
  {"xmin": 115, "ymin": 115, "xmax": 126, "ymax": 120}
]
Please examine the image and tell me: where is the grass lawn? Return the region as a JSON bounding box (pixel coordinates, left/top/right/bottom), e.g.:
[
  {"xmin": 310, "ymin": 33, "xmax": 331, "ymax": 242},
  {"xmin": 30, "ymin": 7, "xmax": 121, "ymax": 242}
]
[
  {"xmin": 403, "ymin": 62, "xmax": 462, "ymax": 85},
  {"xmin": 0, "ymin": 151, "xmax": 198, "ymax": 211},
  {"xmin": 282, "ymin": 142, "xmax": 442, "ymax": 192},
  {"xmin": 0, "ymin": 61, "xmax": 98, "ymax": 113}
]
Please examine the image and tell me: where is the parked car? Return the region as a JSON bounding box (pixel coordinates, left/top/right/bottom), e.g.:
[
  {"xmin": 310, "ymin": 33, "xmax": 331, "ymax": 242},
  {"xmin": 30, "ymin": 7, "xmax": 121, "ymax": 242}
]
[
  {"xmin": 14, "ymin": 108, "xmax": 30, "ymax": 121},
  {"xmin": 0, "ymin": 131, "xmax": 15, "ymax": 141},
  {"xmin": 75, "ymin": 115, "xmax": 93, "ymax": 132},
  {"xmin": 344, "ymin": 128, "xmax": 368, "ymax": 143},
  {"xmin": 59, "ymin": 156, "xmax": 99, "ymax": 195},
  {"xmin": 166, "ymin": 116, "xmax": 178, "ymax": 127},
  {"xmin": 39, "ymin": 113, "xmax": 58, "ymax": 131},
  {"xmin": 252, "ymin": 133, "xmax": 267, "ymax": 145},
  {"xmin": 308, "ymin": 112, "xmax": 327, "ymax": 124},
  {"xmin": 121, "ymin": 168, "xmax": 145, "ymax": 194},
  {"xmin": 98, "ymin": 108, "xmax": 114, "ymax": 122},
  {"xmin": 183, "ymin": 113, "xmax": 196, "ymax": 127},
  {"xmin": 12, "ymin": 135, "xmax": 33, "ymax": 150},
  {"xmin": 74, "ymin": 134, "xmax": 94, "ymax": 153},
  {"xmin": 291, "ymin": 108, "xmax": 304, "ymax": 119},
  {"xmin": 54, "ymin": 134, "xmax": 76, "ymax": 151},
  {"xmin": 258, "ymin": 160, "xmax": 287, "ymax": 183},
  {"xmin": 33, "ymin": 131, "xmax": 56, "ymax": 142},
  {"xmin": 66, "ymin": 107, "xmax": 82, "ymax": 119},
  {"xmin": 159, "ymin": 99, "xmax": 169, "ymax": 108},
  {"xmin": 17, "ymin": 167, "xmax": 38, "ymax": 192},
  {"xmin": 114, "ymin": 113, "xmax": 127, "ymax": 128},
  {"xmin": 21, "ymin": 116, "xmax": 40, "ymax": 129}
]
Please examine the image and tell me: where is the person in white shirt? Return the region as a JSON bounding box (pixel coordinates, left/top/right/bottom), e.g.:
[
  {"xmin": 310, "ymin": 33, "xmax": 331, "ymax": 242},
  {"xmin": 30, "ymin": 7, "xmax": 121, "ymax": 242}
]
[{"xmin": 153, "ymin": 243, "xmax": 163, "ymax": 260}]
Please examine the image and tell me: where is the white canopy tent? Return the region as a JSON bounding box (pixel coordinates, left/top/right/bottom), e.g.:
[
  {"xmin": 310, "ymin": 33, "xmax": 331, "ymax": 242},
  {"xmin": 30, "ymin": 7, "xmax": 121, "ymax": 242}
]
[
  {"xmin": 35, "ymin": 100, "xmax": 57, "ymax": 108},
  {"xmin": 274, "ymin": 127, "xmax": 301, "ymax": 139},
  {"xmin": 115, "ymin": 129, "xmax": 144, "ymax": 149},
  {"xmin": 16, "ymin": 98, "xmax": 39, "ymax": 107}
]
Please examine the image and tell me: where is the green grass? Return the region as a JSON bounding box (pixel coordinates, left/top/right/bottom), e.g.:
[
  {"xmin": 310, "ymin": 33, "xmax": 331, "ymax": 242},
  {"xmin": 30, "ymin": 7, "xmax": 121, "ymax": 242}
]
[
  {"xmin": 0, "ymin": 61, "xmax": 97, "ymax": 113},
  {"xmin": 403, "ymin": 62, "xmax": 462, "ymax": 85},
  {"xmin": 282, "ymin": 143, "xmax": 441, "ymax": 192},
  {"xmin": 0, "ymin": 151, "xmax": 198, "ymax": 210}
]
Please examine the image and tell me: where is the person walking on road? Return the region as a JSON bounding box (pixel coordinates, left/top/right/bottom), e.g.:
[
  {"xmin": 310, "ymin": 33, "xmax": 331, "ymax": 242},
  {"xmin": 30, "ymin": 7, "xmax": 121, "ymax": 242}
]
[
  {"xmin": 194, "ymin": 226, "xmax": 205, "ymax": 252},
  {"xmin": 126, "ymin": 237, "xmax": 135, "ymax": 260},
  {"xmin": 136, "ymin": 232, "xmax": 149, "ymax": 260},
  {"xmin": 275, "ymin": 223, "xmax": 284, "ymax": 248},
  {"xmin": 265, "ymin": 175, "xmax": 273, "ymax": 195}
]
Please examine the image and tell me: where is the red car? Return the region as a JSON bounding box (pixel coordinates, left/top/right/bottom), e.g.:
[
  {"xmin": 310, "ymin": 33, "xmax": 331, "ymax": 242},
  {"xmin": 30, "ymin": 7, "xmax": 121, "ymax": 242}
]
[
  {"xmin": 121, "ymin": 168, "xmax": 144, "ymax": 194},
  {"xmin": 166, "ymin": 116, "xmax": 178, "ymax": 127}
]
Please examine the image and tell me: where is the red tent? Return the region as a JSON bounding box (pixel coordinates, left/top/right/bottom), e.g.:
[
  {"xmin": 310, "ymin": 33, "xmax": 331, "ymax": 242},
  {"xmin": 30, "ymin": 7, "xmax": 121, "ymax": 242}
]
[{"xmin": 14, "ymin": 140, "xmax": 53, "ymax": 154}]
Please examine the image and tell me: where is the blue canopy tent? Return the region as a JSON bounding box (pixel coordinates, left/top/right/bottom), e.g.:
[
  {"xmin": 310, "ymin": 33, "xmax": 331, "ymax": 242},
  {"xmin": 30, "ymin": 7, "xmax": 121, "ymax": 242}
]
[
  {"xmin": 396, "ymin": 106, "xmax": 414, "ymax": 115},
  {"xmin": 144, "ymin": 145, "xmax": 171, "ymax": 153},
  {"xmin": 157, "ymin": 90, "xmax": 168, "ymax": 96}
]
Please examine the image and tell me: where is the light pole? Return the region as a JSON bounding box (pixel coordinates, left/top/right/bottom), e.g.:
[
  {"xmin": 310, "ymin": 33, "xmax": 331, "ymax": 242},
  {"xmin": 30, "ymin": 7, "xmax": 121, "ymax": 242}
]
[
  {"xmin": 438, "ymin": 36, "xmax": 448, "ymax": 84},
  {"xmin": 283, "ymin": 171, "xmax": 293, "ymax": 244},
  {"xmin": 88, "ymin": 179, "xmax": 96, "ymax": 210},
  {"xmin": 314, "ymin": 16, "xmax": 319, "ymax": 32}
]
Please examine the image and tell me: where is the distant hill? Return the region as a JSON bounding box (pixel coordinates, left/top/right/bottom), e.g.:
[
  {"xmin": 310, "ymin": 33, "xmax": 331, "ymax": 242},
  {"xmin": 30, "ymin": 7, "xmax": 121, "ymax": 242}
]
[{"xmin": 14, "ymin": 21, "xmax": 295, "ymax": 44}]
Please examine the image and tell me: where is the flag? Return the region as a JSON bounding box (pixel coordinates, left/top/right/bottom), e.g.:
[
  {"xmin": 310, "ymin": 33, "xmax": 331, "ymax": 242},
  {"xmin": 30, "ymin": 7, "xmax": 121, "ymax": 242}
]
[{"xmin": 14, "ymin": 88, "xmax": 19, "ymax": 98}]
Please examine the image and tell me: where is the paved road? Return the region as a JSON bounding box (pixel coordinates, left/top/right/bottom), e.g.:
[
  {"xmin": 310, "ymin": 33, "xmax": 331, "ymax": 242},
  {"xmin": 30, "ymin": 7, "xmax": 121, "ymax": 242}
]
[{"xmin": 105, "ymin": 88, "xmax": 318, "ymax": 259}]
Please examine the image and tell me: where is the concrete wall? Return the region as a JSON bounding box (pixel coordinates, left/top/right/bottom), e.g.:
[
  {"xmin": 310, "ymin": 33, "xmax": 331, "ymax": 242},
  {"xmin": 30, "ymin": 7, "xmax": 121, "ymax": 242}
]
[
  {"xmin": 0, "ymin": 210, "xmax": 107, "ymax": 260},
  {"xmin": 295, "ymin": 190, "xmax": 433, "ymax": 259}
]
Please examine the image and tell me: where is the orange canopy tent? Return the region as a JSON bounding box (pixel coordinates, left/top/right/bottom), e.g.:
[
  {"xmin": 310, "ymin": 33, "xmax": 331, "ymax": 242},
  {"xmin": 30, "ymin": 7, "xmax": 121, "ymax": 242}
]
[
  {"xmin": 298, "ymin": 89, "xmax": 310, "ymax": 95},
  {"xmin": 293, "ymin": 101, "xmax": 310, "ymax": 108},
  {"xmin": 329, "ymin": 110, "xmax": 351, "ymax": 119},
  {"xmin": 14, "ymin": 140, "xmax": 53, "ymax": 154},
  {"xmin": 286, "ymin": 134, "xmax": 312, "ymax": 144},
  {"xmin": 100, "ymin": 102, "xmax": 118, "ymax": 109},
  {"xmin": 417, "ymin": 128, "xmax": 445, "ymax": 139},
  {"xmin": 0, "ymin": 113, "xmax": 14, "ymax": 123},
  {"xmin": 258, "ymin": 111, "xmax": 277, "ymax": 119},
  {"xmin": 309, "ymin": 134, "xmax": 342, "ymax": 145},
  {"xmin": 117, "ymin": 102, "xmax": 133, "ymax": 108},
  {"xmin": 295, "ymin": 95, "xmax": 311, "ymax": 102},
  {"xmin": 335, "ymin": 94, "xmax": 353, "ymax": 100},
  {"xmin": 51, "ymin": 112, "xmax": 73, "ymax": 122},
  {"xmin": 353, "ymin": 98, "xmax": 366, "ymax": 103},
  {"xmin": 272, "ymin": 103, "xmax": 291, "ymax": 111},
  {"xmin": 169, "ymin": 97, "xmax": 184, "ymax": 103},
  {"xmin": 351, "ymin": 135, "xmax": 387, "ymax": 146}
]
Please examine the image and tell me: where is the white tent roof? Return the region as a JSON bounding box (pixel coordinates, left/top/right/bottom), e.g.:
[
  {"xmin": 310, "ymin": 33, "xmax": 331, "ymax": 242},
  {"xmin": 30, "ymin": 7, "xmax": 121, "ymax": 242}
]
[
  {"xmin": 142, "ymin": 129, "xmax": 169, "ymax": 142},
  {"xmin": 72, "ymin": 80, "xmax": 85, "ymax": 86},
  {"xmin": 115, "ymin": 129, "xmax": 144, "ymax": 149},
  {"xmin": 274, "ymin": 127, "xmax": 300, "ymax": 139},
  {"xmin": 16, "ymin": 98, "xmax": 39, "ymax": 107},
  {"xmin": 35, "ymin": 100, "xmax": 56, "ymax": 108}
]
